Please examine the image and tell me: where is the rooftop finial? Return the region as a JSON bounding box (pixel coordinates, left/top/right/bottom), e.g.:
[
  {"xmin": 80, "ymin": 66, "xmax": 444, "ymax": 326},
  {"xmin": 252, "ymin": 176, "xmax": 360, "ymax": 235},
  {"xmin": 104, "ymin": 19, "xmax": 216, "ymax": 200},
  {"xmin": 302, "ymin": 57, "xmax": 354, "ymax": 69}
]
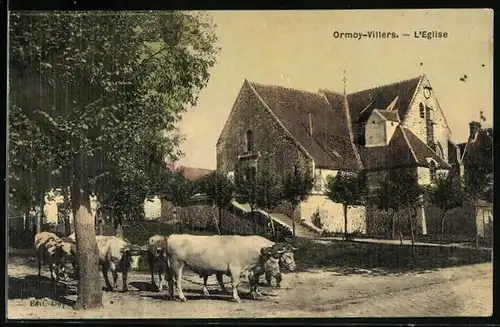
[{"xmin": 342, "ymin": 70, "xmax": 347, "ymax": 95}]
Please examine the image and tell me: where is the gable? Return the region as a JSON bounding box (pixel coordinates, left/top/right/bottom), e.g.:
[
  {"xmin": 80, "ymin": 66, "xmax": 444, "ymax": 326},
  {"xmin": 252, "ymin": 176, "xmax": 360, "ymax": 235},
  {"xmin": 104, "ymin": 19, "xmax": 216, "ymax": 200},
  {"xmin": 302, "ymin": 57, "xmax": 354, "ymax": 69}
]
[
  {"xmin": 377, "ymin": 110, "xmax": 400, "ymax": 122},
  {"xmin": 216, "ymin": 81, "xmax": 250, "ymax": 147},
  {"xmin": 359, "ymin": 126, "xmax": 450, "ymax": 170},
  {"xmin": 402, "ymin": 74, "xmax": 452, "ymax": 135},
  {"xmin": 359, "ymin": 126, "xmax": 417, "ymax": 170}
]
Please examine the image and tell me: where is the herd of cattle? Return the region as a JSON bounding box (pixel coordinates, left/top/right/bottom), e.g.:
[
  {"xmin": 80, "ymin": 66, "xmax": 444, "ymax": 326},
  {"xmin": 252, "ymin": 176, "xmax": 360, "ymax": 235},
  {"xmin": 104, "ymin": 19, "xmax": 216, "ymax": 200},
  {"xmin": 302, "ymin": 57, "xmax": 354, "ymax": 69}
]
[{"xmin": 33, "ymin": 231, "xmax": 298, "ymax": 303}]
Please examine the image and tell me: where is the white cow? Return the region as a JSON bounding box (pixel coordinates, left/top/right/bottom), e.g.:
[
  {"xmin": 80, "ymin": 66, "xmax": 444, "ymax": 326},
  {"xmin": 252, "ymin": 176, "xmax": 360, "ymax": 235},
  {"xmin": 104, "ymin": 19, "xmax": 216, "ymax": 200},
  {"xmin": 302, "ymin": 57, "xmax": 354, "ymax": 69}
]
[
  {"xmin": 165, "ymin": 234, "xmax": 297, "ymax": 303},
  {"xmin": 96, "ymin": 236, "xmax": 145, "ymax": 292}
]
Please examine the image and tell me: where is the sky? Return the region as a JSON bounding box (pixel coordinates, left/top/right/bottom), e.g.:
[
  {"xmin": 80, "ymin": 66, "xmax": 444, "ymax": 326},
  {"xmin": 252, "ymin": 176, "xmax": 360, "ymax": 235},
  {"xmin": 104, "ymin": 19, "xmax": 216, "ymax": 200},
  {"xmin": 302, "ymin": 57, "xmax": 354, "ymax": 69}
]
[{"xmin": 176, "ymin": 9, "xmax": 494, "ymax": 170}]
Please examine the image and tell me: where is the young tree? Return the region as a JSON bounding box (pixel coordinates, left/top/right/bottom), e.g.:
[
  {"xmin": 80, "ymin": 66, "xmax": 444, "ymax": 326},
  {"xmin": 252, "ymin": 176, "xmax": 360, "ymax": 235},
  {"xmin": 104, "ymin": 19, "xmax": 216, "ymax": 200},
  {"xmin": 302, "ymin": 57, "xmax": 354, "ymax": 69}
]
[
  {"xmin": 325, "ymin": 171, "xmax": 366, "ymax": 240},
  {"xmin": 235, "ymin": 166, "xmax": 259, "ymax": 233},
  {"xmin": 163, "ymin": 170, "xmax": 198, "ymax": 233},
  {"xmin": 369, "ymin": 169, "xmax": 424, "ymax": 258},
  {"xmin": 282, "ymin": 167, "xmax": 314, "ymax": 237},
  {"xmin": 9, "ymin": 11, "xmax": 218, "ymax": 310},
  {"xmin": 427, "ymin": 173, "xmax": 465, "ymax": 240},
  {"xmin": 199, "ymin": 171, "xmax": 235, "ymax": 235},
  {"xmin": 255, "ymin": 170, "xmax": 283, "ymax": 238}
]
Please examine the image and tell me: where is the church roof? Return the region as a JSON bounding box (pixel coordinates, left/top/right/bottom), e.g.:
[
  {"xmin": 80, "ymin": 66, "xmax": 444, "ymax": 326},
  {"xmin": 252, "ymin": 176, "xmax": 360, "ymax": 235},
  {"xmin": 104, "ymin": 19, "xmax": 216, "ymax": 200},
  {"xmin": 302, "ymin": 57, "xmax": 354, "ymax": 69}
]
[
  {"xmin": 359, "ymin": 126, "xmax": 450, "ymax": 170},
  {"xmin": 346, "ymin": 76, "xmax": 422, "ymax": 123},
  {"xmin": 249, "ymin": 82, "xmax": 362, "ymax": 170},
  {"xmin": 375, "ymin": 109, "xmax": 400, "ymax": 122},
  {"xmin": 231, "ymin": 75, "xmax": 449, "ymax": 171}
]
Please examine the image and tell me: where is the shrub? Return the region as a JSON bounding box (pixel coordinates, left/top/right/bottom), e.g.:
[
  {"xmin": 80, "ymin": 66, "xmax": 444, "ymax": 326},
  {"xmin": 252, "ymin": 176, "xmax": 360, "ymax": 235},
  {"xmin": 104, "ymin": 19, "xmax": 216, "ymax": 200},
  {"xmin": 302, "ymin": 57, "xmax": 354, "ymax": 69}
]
[{"xmin": 311, "ymin": 210, "xmax": 323, "ymax": 229}]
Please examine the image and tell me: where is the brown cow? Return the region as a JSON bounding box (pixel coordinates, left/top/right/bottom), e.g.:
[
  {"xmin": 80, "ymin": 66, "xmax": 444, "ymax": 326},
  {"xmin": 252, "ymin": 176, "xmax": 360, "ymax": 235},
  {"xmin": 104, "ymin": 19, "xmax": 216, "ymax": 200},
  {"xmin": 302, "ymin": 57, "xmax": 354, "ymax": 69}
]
[{"xmin": 34, "ymin": 232, "xmax": 75, "ymax": 286}]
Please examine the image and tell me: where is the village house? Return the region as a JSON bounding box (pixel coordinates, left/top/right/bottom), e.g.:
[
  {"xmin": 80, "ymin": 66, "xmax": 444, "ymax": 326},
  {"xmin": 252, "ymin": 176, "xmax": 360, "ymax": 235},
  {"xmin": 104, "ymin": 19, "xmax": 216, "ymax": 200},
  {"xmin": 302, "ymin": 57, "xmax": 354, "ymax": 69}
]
[
  {"xmin": 216, "ymin": 74, "xmax": 462, "ymax": 235},
  {"xmin": 457, "ymin": 121, "xmax": 493, "ymax": 238},
  {"xmin": 458, "ymin": 121, "xmax": 493, "ymax": 188}
]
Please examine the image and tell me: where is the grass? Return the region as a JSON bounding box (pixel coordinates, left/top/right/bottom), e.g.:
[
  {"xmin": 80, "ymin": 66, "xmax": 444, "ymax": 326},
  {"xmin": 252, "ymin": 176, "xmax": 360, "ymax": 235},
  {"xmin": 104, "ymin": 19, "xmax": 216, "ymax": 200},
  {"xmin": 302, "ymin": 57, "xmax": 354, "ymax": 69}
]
[
  {"xmin": 292, "ymin": 238, "xmax": 492, "ymax": 275},
  {"xmin": 316, "ymin": 230, "xmax": 493, "ymax": 247}
]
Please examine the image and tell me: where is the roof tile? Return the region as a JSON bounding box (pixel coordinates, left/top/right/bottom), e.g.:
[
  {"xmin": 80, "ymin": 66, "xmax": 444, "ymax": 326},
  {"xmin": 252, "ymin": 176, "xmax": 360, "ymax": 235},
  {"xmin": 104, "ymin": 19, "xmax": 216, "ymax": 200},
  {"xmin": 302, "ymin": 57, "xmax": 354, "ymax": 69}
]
[{"xmin": 250, "ymin": 83, "xmax": 362, "ymax": 169}]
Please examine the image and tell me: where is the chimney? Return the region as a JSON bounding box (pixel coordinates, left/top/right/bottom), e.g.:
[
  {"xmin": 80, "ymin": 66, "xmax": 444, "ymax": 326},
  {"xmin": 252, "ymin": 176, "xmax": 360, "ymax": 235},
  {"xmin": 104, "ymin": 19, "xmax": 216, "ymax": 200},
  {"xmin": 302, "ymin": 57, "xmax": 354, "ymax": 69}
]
[
  {"xmin": 469, "ymin": 121, "xmax": 481, "ymax": 140},
  {"xmin": 308, "ymin": 112, "xmax": 313, "ymax": 136}
]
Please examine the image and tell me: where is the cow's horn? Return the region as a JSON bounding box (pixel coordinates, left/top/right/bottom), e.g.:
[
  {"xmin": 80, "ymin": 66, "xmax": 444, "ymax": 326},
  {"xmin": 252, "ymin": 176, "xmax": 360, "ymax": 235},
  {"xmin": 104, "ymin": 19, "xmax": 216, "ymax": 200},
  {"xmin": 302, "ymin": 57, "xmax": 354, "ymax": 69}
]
[{"xmin": 290, "ymin": 246, "xmax": 298, "ymax": 251}]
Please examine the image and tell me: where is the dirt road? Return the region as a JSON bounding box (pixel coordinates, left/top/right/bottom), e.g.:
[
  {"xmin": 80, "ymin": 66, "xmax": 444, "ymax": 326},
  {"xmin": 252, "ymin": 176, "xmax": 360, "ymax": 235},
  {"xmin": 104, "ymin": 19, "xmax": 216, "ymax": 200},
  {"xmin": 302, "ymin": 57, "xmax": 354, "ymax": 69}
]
[{"xmin": 7, "ymin": 256, "xmax": 492, "ymax": 319}]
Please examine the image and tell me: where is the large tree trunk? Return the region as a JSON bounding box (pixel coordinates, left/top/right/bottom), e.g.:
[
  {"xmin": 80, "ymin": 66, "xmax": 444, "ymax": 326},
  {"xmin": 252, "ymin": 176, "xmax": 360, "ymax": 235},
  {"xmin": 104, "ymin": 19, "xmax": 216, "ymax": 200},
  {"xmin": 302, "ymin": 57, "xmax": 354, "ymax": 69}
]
[
  {"xmin": 291, "ymin": 204, "xmax": 296, "ymax": 238},
  {"xmin": 343, "ymin": 203, "xmax": 348, "ymax": 241},
  {"xmin": 71, "ymin": 182, "xmax": 103, "ymax": 310}
]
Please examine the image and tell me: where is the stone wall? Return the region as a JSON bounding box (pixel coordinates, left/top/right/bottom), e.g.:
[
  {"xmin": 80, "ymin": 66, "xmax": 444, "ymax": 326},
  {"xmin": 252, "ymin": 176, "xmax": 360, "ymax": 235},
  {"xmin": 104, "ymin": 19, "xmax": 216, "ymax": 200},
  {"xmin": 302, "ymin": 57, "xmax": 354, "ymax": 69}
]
[{"xmin": 301, "ymin": 195, "xmax": 367, "ymax": 234}]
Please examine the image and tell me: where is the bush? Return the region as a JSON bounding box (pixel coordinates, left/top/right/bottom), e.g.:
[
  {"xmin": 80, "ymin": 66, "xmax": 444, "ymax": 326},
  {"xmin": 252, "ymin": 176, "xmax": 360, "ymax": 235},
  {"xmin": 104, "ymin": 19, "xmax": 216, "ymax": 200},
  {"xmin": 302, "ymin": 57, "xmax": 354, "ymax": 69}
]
[{"xmin": 311, "ymin": 210, "xmax": 323, "ymax": 229}]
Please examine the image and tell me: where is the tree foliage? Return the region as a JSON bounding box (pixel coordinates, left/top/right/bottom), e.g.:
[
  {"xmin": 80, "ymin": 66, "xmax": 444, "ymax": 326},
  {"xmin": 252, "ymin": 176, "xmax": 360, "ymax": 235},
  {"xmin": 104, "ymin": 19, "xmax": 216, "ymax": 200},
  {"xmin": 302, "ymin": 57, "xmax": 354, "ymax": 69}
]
[
  {"xmin": 234, "ymin": 166, "xmax": 257, "ymax": 210},
  {"xmin": 326, "ymin": 170, "xmax": 366, "ymax": 239},
  {"xmin": 255, "ymin": 169, "xmax": 283, "ymax": 211},
  {"xmin": 234, "ymin": 166, "xmax": 285, "ymax": 234},
  {"xmin": 9, "ymin": 11, "xmax": 218, "ymax": 310},
  {"xmin": 369, "ymin": 169, "xmax": 424, "ymax": 252},
  {"xmin": 9, "ymin": 10, "xmax": 218, "ymax": 207},
  {"xmin": 326, "ymin": 171, "xmax": 366, "ymax": 206},
  {"xmin": 463, "ymin": 129, "xmax": 493, "ymax": 202},
  {"xmin": 282, "ymin": 167, "xmax": 314, "ymax": 237},
  {"xmin": 199, "ymin": 171, "xmax": 235, "ymax": 211},
  {"xmin": 163, "ymin": 170, "xmax": 198, "ymax": 208},
  {"xmin": 370, "ymin": 169, "xmax": 423, "ymax": 213},
  {"xmin": 426, "ymin": 173, "xmax": 465, "ymax": 238},
  {"xmin": 198, "ymin": 171, "xmax": 235, "ymax": 234}
]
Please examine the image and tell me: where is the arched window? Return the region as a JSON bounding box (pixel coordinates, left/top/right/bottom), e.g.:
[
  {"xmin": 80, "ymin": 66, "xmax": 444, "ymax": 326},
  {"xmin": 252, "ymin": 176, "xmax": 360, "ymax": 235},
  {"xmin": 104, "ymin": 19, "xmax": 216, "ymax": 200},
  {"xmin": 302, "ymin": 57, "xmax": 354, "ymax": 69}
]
[
  {"xmin": 419, "ymin": 103, "xmax": 425, "ymax": 118},
  {"xmin": 246, "ymin": 129, "xmax": 254, "ymax": 153}
]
